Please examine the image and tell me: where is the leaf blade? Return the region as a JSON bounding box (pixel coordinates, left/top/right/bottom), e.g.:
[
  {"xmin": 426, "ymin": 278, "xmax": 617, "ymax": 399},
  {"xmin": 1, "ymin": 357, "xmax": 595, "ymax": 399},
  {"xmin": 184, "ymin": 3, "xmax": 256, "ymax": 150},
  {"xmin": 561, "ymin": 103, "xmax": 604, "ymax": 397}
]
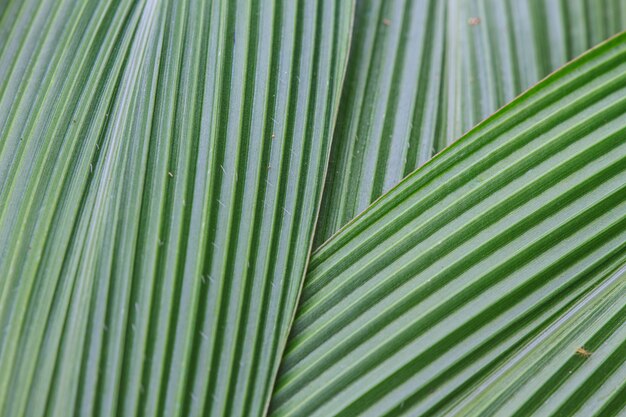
[
  {"xmin": 0, "ymin": 1, "xmax": 354, "ymax": 416},
  {"xmin": 271, "ymin": 32, "xmax": 626, "ymax": 417},
  {"xmin": 315, "ymin": 0, "xmax": 626, "ymax": 247}
]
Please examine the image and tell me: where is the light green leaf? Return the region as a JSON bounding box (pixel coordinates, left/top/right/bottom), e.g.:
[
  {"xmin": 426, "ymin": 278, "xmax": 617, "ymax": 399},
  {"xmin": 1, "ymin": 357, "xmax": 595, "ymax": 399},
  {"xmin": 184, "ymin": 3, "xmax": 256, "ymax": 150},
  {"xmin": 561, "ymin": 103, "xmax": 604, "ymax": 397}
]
[
  {"xmin": 445, "ymin": 261, "xmax": 626, "ymax": 416},
  {"xmin": 315, "ymin": 0, "xmax": 447, "ymax": 247},
  {"xmin": 444, "ymin": 0, "xmax": 626, "ymax": 144},
  {"xmin": 314, "ymin": 0, "xmax": 626, "ymax": 246},
  {"xmin": 0, "ymin": 1, "xmax": 353, "ymax": 417},
  {"xmin": 270, "ymin": 33, "xmax": 626, "ymax": 417}
]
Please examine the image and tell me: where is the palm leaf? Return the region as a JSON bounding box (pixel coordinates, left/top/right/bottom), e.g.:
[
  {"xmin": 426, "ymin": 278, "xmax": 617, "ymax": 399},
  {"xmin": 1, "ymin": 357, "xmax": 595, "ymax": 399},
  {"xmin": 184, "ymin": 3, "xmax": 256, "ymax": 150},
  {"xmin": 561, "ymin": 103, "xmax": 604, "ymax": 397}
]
[
  {"xmin": 270, "ymin": 33, "xmax": 626, "ymax": 417},
  {"xmin": 315, "ymin": 0, "xmax": 626, "ymax": 246},
  {"xmin": 0, "ymin": 1, "xmax": 353, "ymax": 416}
]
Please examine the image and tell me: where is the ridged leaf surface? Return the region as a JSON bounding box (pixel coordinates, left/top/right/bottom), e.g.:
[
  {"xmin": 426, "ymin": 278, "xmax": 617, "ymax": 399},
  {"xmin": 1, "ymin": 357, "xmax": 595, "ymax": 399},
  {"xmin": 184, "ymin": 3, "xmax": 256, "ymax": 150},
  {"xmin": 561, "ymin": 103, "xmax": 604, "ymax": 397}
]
[
  {"xmin": 315, "ymin": 0, "xmax": 626, "ymax": 246},
  {"xmin": 271, "ymin": 33, "xmax": 626, "ymax": 417},
  {"xmin": 0, "ymin": 1, "xmax": 353, "ymax": 416}
]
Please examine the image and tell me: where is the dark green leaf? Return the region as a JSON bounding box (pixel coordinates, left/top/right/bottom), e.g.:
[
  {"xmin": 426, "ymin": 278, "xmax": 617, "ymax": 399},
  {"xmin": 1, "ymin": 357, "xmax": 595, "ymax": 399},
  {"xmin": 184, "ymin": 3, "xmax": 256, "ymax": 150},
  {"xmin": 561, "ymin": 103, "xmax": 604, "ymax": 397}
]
[
  {"xmin": 0, "ymin": 1, "xmax": 353, "ymax": 416},
  {"xmin": 271, "ymin": 33, "xmax": 626, "ymax": 417},
  {"xmin": 315, "ymin": 0, "xmax": 626, "ymax": 246}
]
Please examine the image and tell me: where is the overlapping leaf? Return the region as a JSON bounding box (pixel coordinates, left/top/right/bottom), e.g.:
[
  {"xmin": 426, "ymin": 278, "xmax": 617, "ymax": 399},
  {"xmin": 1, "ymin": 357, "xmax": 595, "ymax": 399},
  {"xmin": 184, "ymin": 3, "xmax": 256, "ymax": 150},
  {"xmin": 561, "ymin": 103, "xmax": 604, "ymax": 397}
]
[
  {"xmin": 0, "ymin": 1, "xmax": 353, "ymax": 416},
  {"xmin": 315, "ymin": 0, "xmax": 626, "ymax": 246},
  {"xmin": 2, "ymin": 1, "xmax": 626, "ymax": 416},
  {"xmin": 271, "ymin": 33, "xmax": 626, "ymax": 417}
]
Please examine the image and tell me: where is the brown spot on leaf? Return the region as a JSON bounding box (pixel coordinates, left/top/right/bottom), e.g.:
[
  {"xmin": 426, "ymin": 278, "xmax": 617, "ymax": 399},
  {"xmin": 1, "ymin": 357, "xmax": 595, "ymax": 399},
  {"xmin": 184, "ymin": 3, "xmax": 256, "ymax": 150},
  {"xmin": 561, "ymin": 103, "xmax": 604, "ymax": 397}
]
[{"xmin": 575, "ymin": 347, "xmax": 592, "ymax": 358}]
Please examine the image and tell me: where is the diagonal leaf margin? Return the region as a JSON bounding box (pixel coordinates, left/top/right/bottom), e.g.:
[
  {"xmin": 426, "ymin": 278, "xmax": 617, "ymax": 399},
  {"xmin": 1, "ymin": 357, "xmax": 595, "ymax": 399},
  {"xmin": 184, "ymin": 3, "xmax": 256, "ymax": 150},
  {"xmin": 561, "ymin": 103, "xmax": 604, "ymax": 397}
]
[
  {"xmin": 0, "ymin": 1, "xmax": 354, "ymax": 416},
  {"xmin": 314, "ymin": 0, "xmax": 626, "ymax": 247},
  {"xmin": 271, "ymin": 31, "xmax": 626, "ymax": 417}
]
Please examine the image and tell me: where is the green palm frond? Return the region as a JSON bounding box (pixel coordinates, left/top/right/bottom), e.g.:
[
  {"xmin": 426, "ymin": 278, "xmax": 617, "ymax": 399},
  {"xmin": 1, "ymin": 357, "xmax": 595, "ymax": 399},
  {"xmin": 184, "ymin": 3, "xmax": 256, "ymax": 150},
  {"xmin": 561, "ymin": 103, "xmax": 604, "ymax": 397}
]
[
  {"xmin": 0, "ymin": 1, "xmax": 353, "ymax": 416},
  {"xmin": 0, "ymin": 1, "xmax": 624, "ymax": 417},
  {"xmin": 315, "ymin": 0, "xmax": 626, "ymax": 246},
  {"xmin": 271, "ymin": 33, "xmax": 626, "ymax": 417}
]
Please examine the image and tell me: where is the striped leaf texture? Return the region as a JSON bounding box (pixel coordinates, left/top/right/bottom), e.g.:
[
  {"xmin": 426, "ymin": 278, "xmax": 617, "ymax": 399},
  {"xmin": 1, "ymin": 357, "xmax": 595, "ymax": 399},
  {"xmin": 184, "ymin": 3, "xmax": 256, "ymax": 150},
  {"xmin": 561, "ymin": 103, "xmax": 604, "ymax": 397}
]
[
  {"xmin": 0, "ymin": 1, "xmax": 352, "ymax": 417},
  {"xmin": 314, "ymin": 0, "xmax": 626, "ymax": 246},
  {"xmin": 271, "ymin": 33, "xmax": 626, "ymax": 417}
]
